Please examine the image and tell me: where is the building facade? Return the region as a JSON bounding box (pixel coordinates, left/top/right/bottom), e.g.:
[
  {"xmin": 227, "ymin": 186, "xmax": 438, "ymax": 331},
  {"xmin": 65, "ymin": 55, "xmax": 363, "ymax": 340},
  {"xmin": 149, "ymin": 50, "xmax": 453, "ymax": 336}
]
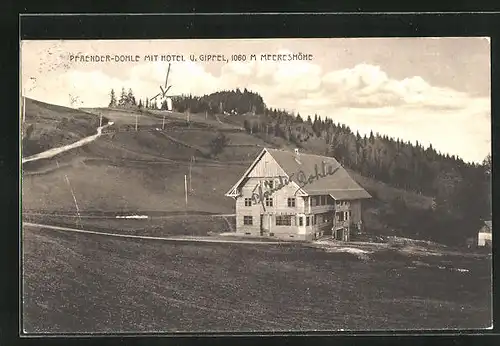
[{"xmin": 226, "ymin": 148, "xmax": 371, "ymax": 241}]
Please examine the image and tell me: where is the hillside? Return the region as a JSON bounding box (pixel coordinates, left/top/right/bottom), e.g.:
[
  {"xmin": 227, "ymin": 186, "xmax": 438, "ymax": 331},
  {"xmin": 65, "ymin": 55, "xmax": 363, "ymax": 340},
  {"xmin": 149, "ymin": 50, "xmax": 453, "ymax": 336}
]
[
  {"xmin": 22, "ymin": 98, "xmax": 108, "ymax": 157},
  {"xmin": 21, "ymin": 98, "xmax": 444, "ymax": 244}
]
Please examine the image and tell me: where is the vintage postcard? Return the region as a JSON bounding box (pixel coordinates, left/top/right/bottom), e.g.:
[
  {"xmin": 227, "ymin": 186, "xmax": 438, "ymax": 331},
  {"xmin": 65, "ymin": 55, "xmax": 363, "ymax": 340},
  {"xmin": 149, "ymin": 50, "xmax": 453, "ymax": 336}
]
[{"xmin": 20, "ymin": 38, "xmax": 492, "ymax": 334}]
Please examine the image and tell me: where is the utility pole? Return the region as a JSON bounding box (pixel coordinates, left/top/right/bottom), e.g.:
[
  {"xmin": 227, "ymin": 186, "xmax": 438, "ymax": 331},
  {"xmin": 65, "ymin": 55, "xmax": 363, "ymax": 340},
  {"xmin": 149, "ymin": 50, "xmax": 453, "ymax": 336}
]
[
  {"xmin": 189, "ymin": 159, "xmax": 192, "ymax": 192},
  {"xmin": 135, "ymin": 113, "xmax": 138, "ymax": 132},
  {"xmin": 99, "ymin": 112, "xmax": 103, "ymax": 128},
  {"xmin": 189, "ymin": 156, "xmax": 195, "ymax": 192},
  {"xmin": 184, "ymin": 174, "xmax": 188, "ymax": 209},
  {"xmin": 162, "ymin": 115, "xmax": 165, "ymax": 130}
]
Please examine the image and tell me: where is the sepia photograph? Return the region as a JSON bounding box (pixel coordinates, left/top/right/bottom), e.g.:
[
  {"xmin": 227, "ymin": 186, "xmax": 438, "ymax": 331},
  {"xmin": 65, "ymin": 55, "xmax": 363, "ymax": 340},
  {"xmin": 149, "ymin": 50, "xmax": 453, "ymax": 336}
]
[{"xmin": 20, "ymin": 37, "xmax": 492, "ymax": 334}]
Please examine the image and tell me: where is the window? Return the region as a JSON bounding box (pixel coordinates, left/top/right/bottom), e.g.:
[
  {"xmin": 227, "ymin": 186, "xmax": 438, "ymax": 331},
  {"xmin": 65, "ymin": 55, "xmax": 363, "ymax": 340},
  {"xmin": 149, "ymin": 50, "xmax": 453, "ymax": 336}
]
[
  {"xmin": 337, "ymin": 212, "xmax": 345, "ymax": 221},
  {"xmin": 265, "ymin": 197, "xmax": 273, "ymax": 207},
  {"xmin": 312, "ymin": 215, "xmax": 317, "ymax": 225},
  {"xmin": 244, "ymin": 198, "xmax": 252, "ymax": 206},
  {"xmin": 243, "ymin": 216, "xmax": 253, "ymax": 225},
  {"xmin": 298, "ymin": 216, "xmax": 303, "ymax": 226},
  {"xmin": 265, "ymin": 180, "xmax": 274, "ymax": 189},
  {"xmin": 287, "ymin": 198, "xmax": 296, "ymax": 207},
  {"xmin": 276, "ymin": 215, "xmax": 292, "ymax": 226},
  {"xmin": 306, "ymin": 216, "xmax": 310, "ymax": 226}
]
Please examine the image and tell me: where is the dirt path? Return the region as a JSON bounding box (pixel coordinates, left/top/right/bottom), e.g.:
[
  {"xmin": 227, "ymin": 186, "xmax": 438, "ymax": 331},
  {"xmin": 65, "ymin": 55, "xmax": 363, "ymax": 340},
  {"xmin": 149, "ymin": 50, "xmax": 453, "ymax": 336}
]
[
  {"xmin": 23, "ymin": 222, "xmax": 289, "ymax": 245},
  {"xmin": 23, "ymin": 211, "xmax": 236, "ymax": 219}
]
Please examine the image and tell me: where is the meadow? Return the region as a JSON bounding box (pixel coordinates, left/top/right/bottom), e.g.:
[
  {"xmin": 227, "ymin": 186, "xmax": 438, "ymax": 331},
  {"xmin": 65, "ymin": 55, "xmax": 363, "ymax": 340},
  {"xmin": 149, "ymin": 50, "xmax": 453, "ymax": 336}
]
[{"xmin": 22, "ymin": 225, "xmax": 492, "ymax": 333}]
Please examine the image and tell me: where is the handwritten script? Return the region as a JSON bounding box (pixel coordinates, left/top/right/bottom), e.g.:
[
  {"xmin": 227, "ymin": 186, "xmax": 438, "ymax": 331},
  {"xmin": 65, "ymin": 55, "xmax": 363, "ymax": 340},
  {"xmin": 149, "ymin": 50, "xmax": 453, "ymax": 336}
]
[{"xmin": 251, "ymin": 161, "xmax": 341, "ymax": 211}]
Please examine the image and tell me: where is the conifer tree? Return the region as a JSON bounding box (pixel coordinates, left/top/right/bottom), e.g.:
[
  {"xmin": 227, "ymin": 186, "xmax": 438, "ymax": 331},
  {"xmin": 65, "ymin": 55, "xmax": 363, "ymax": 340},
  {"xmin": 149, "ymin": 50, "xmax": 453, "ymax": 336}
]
[
  {"xmin": 118, "ymin": 87, "xmax": 127, "ymax": 107},
  {"xmin": 108, "ymin": 89, "xmax": 117, "ymax": 108}
]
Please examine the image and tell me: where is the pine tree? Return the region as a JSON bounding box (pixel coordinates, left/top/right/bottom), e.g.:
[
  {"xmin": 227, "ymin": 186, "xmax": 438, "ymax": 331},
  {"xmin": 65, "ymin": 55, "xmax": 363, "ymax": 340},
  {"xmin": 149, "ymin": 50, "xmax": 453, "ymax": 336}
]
[
  {"xmin": 145, "ymin": 97, "xmax": 149, "ymax": 109},
  {"xmin": 127, "ymin": 88, "xmax": 136, "ymax": 106},
  {"xmin": 109, "ymin": 89, "xmax": 117, "ymax": 108},
  {"xmin": 118, "ymin": 87, "xmax": 127, "ymax": 107},
  {"xmin": 296, "ymin": 113, "xmax": 303, "ymax": 123}
]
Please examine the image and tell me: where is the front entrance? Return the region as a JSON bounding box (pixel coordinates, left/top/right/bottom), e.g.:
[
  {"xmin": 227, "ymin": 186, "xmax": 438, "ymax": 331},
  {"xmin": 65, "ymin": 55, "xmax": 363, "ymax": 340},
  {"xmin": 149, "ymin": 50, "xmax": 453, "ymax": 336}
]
[
  {"xmin": 335, "ymin": 228, "xmax": 344, "ymax": 241},
  {"xmin": 260, "ymin": 214, "xmax": 271, "ymax": 236}
]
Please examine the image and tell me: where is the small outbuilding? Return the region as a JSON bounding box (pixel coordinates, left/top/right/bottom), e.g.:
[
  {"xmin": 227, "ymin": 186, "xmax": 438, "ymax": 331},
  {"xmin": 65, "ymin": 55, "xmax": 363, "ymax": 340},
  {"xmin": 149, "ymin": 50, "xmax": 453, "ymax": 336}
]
[{"xmin": 477, "ymin": 220, "xmax": 492, "ymax": 247}]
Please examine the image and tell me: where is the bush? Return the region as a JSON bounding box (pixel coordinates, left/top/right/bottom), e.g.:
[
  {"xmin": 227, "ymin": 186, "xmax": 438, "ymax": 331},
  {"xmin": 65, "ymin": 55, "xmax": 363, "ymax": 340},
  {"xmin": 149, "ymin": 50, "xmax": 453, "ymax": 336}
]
[{"xmin": 209, "ymin": 132, "xmax": 230, "ymax": 158}]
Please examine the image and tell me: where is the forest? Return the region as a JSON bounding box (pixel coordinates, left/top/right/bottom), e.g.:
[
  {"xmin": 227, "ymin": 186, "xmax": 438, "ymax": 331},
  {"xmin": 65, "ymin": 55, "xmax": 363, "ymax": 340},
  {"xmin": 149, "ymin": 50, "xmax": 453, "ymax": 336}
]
[{"xmin": 108, "ymin": 87, "xmax": 492, "ymax": 245}]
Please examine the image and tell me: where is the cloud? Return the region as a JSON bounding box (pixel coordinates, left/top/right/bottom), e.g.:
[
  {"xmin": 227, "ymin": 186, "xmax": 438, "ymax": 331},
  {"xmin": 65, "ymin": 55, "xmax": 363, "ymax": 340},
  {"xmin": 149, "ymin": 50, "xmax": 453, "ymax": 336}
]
[{"xmin": 320, "ymin": 64, "xmax": 470, "ymax": 110}]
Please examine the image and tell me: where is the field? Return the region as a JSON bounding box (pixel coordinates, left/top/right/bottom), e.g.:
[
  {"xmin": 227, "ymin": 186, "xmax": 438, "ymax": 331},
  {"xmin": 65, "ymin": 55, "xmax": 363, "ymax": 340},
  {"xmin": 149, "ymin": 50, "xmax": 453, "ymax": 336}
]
[
  {"xmin": 23, "ymin": 226, "xmax": 492, "ymax": 333},
  {"xmin": 21, "ymin": 102, "xmax": 492, "ymax": 333}
]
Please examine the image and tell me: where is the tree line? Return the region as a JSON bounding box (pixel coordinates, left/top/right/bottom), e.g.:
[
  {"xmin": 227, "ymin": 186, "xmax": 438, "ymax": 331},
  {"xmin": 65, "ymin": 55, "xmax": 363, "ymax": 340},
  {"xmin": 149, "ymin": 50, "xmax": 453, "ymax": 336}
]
[
  {"xmin": 109, "ymin": 87, "xmax": 265, "ymax": 115},
  {"xmin": 108, "ymin": 87, "xmax": 161, "ymax": 110},
  {"xmin": 106, "ymin": 88, "xmax": 491, "ymax": 245},
  {"xmin": 243, "ymin": 107, "xmax": 491, "ymax": 244}
]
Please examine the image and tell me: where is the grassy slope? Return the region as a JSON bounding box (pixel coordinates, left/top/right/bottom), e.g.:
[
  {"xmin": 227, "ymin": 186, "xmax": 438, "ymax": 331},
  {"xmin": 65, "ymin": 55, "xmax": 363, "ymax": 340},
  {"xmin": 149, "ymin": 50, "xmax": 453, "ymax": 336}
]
[
  {"xmin": 22, "ymin": 108, "xmax": 250, "ymax": 216},
  {"xmin": 23, "ymin": 226, "xmax": 492, "ymax": 333},
  {"xmin": 22, "ymin": 98, "xmax": 106, "ymax": 157},
  {"xmin": 22, "ymin": 105, "xmax": 434, "ymax": 235}
]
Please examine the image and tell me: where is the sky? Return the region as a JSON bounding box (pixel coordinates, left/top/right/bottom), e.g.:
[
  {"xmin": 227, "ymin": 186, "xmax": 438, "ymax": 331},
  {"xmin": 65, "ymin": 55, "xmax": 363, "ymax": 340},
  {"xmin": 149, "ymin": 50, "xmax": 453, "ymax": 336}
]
[{"xmin": 20, "ymin": 38, "xmax": 491, "ymax": 164}]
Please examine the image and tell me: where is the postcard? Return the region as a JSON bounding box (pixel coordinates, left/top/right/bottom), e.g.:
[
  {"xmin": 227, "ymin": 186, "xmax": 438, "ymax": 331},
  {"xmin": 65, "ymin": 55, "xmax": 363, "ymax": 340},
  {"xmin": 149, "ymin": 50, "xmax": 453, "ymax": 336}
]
[{"xmin": 20, "ymin": 37, "xmax": 492, "ymax": 334}]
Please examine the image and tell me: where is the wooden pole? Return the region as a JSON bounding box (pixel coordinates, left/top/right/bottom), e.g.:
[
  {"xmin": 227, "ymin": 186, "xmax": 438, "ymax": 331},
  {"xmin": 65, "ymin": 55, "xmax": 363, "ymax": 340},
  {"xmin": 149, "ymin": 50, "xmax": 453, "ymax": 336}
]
[
  {"xmin": 189, "ymin": 158, "xmax": 192, "ymax": 192},
  {"xmin": 184, "ymin": 175, "xmax": 188, "ymax": 208},
  {"xmin": 99, "ymin": 112, "xmax": 103, "ymax": 128},
  {"xmin": 162, "ymin": 115, "xmax": 165, "ymax": 130},
  {"xmin": 135, "ymin": 113, "xmax": 138, "ymax": 132}
]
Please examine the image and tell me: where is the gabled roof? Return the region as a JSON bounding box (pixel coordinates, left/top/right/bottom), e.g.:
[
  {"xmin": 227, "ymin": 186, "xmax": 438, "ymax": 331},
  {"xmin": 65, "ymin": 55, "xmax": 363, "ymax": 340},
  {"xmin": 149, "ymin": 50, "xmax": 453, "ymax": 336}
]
[{"xmin": 226, "ymin": 148, "xmax": 371, "ymax": 200}]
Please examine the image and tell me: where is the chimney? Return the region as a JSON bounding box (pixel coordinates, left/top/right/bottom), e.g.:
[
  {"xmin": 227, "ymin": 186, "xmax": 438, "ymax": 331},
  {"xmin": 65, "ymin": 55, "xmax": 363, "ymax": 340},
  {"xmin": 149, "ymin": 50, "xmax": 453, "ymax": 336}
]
[{"xmin": 294, "ymin": 148, "xmax": 299, "ymax": 155}]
